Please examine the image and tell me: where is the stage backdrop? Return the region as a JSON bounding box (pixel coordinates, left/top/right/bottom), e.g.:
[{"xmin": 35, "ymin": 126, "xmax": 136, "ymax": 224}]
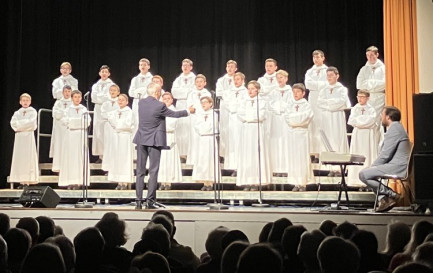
[{"xmin": 0, "ymin": 0, "xmax": 383, "ymax": 187}]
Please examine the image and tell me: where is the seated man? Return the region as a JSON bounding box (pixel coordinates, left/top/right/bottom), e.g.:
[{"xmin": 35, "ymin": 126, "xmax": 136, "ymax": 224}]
[{"xmin": 359, "ymin": 106, "xmax": 411, "ymax": 212}]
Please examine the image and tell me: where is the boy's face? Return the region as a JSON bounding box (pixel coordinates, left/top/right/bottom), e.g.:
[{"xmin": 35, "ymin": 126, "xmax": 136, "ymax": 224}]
[
  {"xmin": 99, "ymin": 69, "xmax": 110, "ymax": 80},
  {"xmin": 276, "ymin": 74, "xmax": 288, "ymax": 87},
  {"xmin": 326, "ymin": 71, "xmax": 339, "ymax": 85},
  {"xmin": 226, "ymin": 63, "xmax": 237, "ymax": 76},
  {"xmin": 139, "ymin": 61, "xmax": 150, "ymax": 74},
  {"xmin": 366, "ymin": 51, "xmax": 379, "ymax": 64},
  {"xmin": 248, "ymin": 84, "xmax": 259, "ymax": 98},
  {"xmin": 356, "ymin": 94, "xmax": 369, "ymax": 105},
  {"xmin": 63, "ymin": 88, "xmax": 72, "ymax": 99},
  {"xmin": 109, "ymin": 86, "xmax": 120, "ymax": 98},
  {"xmin": 72, "ymin": 94, "xmax": 82, "ymax": 105},
  {"xmin": 162, "ymin": 95, "xmax": 173, "ymax": 107},
  {"xmin": 20, "ymin": 97, "xmax": 31, "ymax": 108},
  {"xmin": 313, "ymin": 54, "xmax": 325, "ymax": 66},
  {"xmin": 181, "ymin": 62, "xmax": 193, "ymax": 74},
  {"xmin": 60, "ymin": 65, "xmax": 71, "ymax": 76},
  {"xmin": 118, "ymin": 96, "xmax": 128, "ymax": 108},
  {"xmin": 195, "ymin": 78, "xmax": 206, "ymax": 90},
  {"xmin": 234, "ymin": 75, "xmax": 244, "ymax": 88},
  {"xmin": 152, "ymin": 77, "xmax": 163, "ymax": 87},
  {"xmin": 265, "ymin": 61, "xmax": 277, "ymax": 75},
  {"xmin": 201, "ymin": 99, "xmax": 212, "ymax": 111},
  {"xmin": 292, "ymin": 88, "xmax": 305, "ymax": 101}
]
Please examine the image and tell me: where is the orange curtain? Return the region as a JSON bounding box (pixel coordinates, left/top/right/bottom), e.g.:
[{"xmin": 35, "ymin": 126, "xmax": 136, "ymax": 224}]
[{"xmin": 384, "ymin": 0, "xmax": 419, "ymax": 141}]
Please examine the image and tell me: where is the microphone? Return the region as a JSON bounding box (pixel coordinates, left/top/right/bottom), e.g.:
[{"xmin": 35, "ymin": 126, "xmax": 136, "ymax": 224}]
[{"xmin": 83, "ymin": 91, "xmax": 90, "ymax": 98}]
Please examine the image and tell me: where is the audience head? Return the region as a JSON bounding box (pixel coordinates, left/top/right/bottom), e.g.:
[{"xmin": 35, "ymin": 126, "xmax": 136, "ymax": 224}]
[
  {"xmin": 413, "ymin": 242, "xmax": 433, "ymax": 269},
  {"xmin": 424, "ymin": 233, "xmax": 433, "ymax": 243},
  {"xmin": 238, "ymin": 243, "xmax": 283, "ymax": 273},
  {"xmin": 318, "ymin": 236, "xmax": 360, "ymax": 273},
  {"xmin": 0, "ymin": 213, "xmax": 10, "ymax": 237},
  {"xmin": 405, "ymin": 220, "xmax": 433, "ymax": 254},
  {"xmin": 73, "ymin": 227, "xmax": 105, "ymax": 270},
  {"xmin": 150, "ymin": 214, "xmax": 174, "ymax": 238},
  {"xmin": 205, "ymin": 226, "xmax": 230, "ymax": 261},
  {"xmin": 334, "ymin": 221, "xmax": 358, "ymax": 239},
  {"xmin": 16, "ymin": 217, "xmax": 39, "ymax": 245},
  {"xmin": 383, "ymin": 221, "xmax": 411, "ymax": 255},
  {"xmin": 267, "ymin": 217, "xmax": 293, "ymax": 243},
  {"xmin": 152, "ymin": 210, "xmax": 176, "ymax": 238},
  {"xmin": 221, "ymin": 241, "xmax": 249, "ymax": 273},
  {"xmin": 130, "ymin": 251, "xmax": 170, "ymax": 273},
  {"xmin": 319, "ymin": 219, "xmax": 337, "ymax": 236},
  {"xmin": 95, "ymin": 212, "xmax": 127, "ymax": 248},
  {"xmin": 281, "ymin": 225, "xmax": 307, "ymax": 256},
  {"xmin": 46, "ymin": 235, "xmax": 76, "ymax": 273},
  {"xmin": 0, "ymin": 235, "xmax": 7, "ymax": 272},
  {"xmin": 54, "ymin": 225, "xmax": 64, "ymax": 236},
  {"xmin": 393, "ymin": 262, "xmax": 433, "ymax": 273},
  {"xmin": 258, "ymin": 222, "xmax": 273, "ymax": 243},
  {"xmin": 351, "ymin": 230, "xmax": 384, "ymax": 273},
  {"xmin": 35, "ymin": 215, "xmax": 55, "ymax": 243},
  {"xmin": 20, "ymin": 243, "xmax": 66, "ymax": 273},
  {"xmin": 4, "ymin": 227, "xmax": 32, "ymax": 266},
  {"xmin": 134, "ymin": 222, "xmax": 171, "ymax": 257},
  {"xmin": 297, "ymin": 229, "xmax": 326, "ymax": 271},
  {"xmin": 221, "ymin": 230, "xmax": 249, "ymax": 251}
]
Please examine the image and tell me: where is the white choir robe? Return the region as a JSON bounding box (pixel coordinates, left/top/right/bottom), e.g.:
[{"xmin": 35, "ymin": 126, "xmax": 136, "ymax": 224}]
[
  {"xmin": 192, "ymin": 109, "xmax": 220, "ymax": 182},
  {"xmin": 186, "ymin": 88, "xmax": 211, "ymax": 165},
  {"xmin": 347, "ymin": 103, "xmax": 378, "ymax": 186},
  {"xmin": 50, "ymin": 98, "xmax": 72, "ymax": 172},
  {"xmin": 128, "ymin": 72, "xmax": 153, "ymax": 138},
  {"xmin": 9, "ymin": 107, "xmax": 39, "ymax": 183},
  {"xmin": 317, "ymin": 82, "xmax": 350, "ymax": 154},
  {"xmin": 258, "ymin": 73, "xmax": 278, "ymax": 151},
  {"xmin": 268, "ymin": 85, "xmax": 294, "ymax": 173},
  {"xmin": 107, "ymin": 106, "xmax": 135, "ymax": 183},
  {"xmin": 100, "ymin": 98, "xmax": 119, "ymax": 171},
  {"xmin": 58, "ymin": 105, "xmax": 91, "ymax": 187},
  {"xmin": 172, "ymin": 72, "xmax": 196, "ymax": 156},
  {"xmin": 305, "ymin": 64, "xmax": 328, "ymax": 154},
  {"xmin": 236, "ymin": 97, "xmax": 271, "ymax": 186},
  {"xmin": 91, "ymin": 78, "xmax": 114, "ymax": 156},
  {"xmin": 284, "ymin": 99, "xmax": 314, "ymax": 185},
  {"xmin": 215, "ymin": 74, "xmax": 234, "ymax": 157},
  {"xmin": 52, "ymin": 75, "xmax": 78, "ymax": 100},
  {"xmin": 356, "ymin": 59, "xmax": 386, "ymax": 144},
  {"xmin": 223, "ymin": 85, "xmax": 247, "ymax": 170},
  {"xmin": 159, "ymin": 105, "xmax": 183, "ymax": 183}
]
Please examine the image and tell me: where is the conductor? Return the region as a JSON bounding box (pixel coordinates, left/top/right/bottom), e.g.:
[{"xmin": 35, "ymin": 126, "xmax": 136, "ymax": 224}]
[{"xmin": 133, "ymin": 82, "xmax": 194, "ymax": 209}]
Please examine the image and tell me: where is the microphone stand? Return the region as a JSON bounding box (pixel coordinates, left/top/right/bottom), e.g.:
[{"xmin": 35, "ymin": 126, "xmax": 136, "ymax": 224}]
[
  {"xmin": 208, "ymin": 93, "xmax": 228, "ymax": 210},
  {"xmin": 76, "ymin": 92, "xmax": 94, "ymax": 208},
  {"xmin": 252, "ymin": 91, "xmax": 269, "ymax": 207}
]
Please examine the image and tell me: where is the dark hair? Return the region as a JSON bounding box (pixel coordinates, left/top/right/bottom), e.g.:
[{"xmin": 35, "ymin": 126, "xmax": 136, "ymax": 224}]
[
  {"xmin": 383, "ymin": 106, "xmax": 401, "ymax": 122},
  {"xmin": 95, "ymin": 212, "xmax": 127, "ymax": 247}
]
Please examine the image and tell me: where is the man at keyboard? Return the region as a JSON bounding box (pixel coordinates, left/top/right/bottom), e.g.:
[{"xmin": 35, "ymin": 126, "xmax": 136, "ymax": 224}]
[{"xmin": 359, "ymin": 106, "xmax": 411, "ymax": 212}]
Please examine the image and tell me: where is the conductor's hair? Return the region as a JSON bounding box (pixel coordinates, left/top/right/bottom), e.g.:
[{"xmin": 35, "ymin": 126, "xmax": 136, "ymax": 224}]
[
  {"xmin": 326, "ymin": 66, "xmax": 339, "ymax": 75},
  {"xmin": 276, "ymin": 69, "xmax": 289, "ymax": 78},
  {"xmin": 200, "ymin": 96, "xmax": 213, "ymax": 105},
  {"xmin": 265, "ymin": 58, "xmax": 277, "ymax": 66},
  {"xmin": 247, "ymin": 80, "xmax": 261, "ymax": 90},
  {"xmin": 99, "ymin": 65, "xmax": 110, "ymax": 72},
  {"xmin": 20, "ymin": 93, "xmax": 32, "ymax": 100},
  {"xmin": 182, "ymin": 58, "xmax": 193, "ymax": 66},
  {"xmin": 357, "ymin": 90, "xmax": 370, "ymax": 97},
  {"xmin": 71, "ymin": 90, "xmax": 82, "ymax": 97},
  {"xmin": 139, "ymin": 58, "xmax": 150, "ymax": 65},
  {"xmin": 234, "ymin": 72, "xmax": 246, "ymax": 80},
  {"xmin": 366, "ymin": 46, "xmax": 379, "ymax": 54},
  {"xmin": 292, "ymin": 83, "xmax": 306, "ymax": 92},
  {"xmin": 147, "ymin": 82, "xmax": 161, "ymax": 96},
  {"xmin": 312, "ymin": 50, "xmax": 325, "ymax": 57},
  {"xmin": 383, "ymin": 106, "xmax": 401, "ymax": 122}
]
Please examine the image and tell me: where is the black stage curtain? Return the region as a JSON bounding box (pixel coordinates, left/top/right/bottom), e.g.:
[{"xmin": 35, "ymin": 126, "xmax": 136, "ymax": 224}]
[{"xmin": 0, "ymin": 0, "xmax": 383, "ymax": 186}]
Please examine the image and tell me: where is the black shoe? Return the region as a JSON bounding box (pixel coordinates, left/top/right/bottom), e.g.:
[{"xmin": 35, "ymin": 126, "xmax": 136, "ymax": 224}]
[
  {"xmin": 145, "ymin": 200, "xmax": 158, "ymax": 209},
  {"xmin": 135, "ymin": 201, "xmax": 142, "ymax": 210}
]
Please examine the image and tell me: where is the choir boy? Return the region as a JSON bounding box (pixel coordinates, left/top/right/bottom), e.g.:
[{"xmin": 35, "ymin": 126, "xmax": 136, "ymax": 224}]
[
  {"xmin": 9, "ymin": 93, "xmax": 39, "ymax": 187},
  {"xmin": 284, "ymin": 83, "xmax": 314, "ymax": 191},
  {"xmin": 51, "ymin": 62, "xmax": 78, "ymax": 100},
  {"xmin": 257, "ymin": 58, "xmax": 279, "ymax": 97},
  {"xmin": 171, "ymin": 58, "xmax": 196, "ymax": 157}
]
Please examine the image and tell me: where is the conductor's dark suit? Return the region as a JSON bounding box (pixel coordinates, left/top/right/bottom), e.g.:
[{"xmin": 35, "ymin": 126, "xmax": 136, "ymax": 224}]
[{"xmin": 133, "ymin": 96, "xmax": 188, "ymax": 203}]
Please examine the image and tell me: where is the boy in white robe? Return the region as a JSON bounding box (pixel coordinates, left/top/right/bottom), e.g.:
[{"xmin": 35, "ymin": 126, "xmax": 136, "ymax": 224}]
[
  {"xmin": 50, "ymin": 86, "xmax": 72, "ymax": 172},
  {"xmin": 305, "ymin": 50, "xmax": 328, "ymax": 154},
  {"xmin": 158, "ymin": 92, "xmax": 183, "ymax": 190},
  {"xmin": 347, "ymin": 90, "xmax": 378, "ymax": 187},
  {"xmin": 192, "ymin": 96, "xmax": 220, "ymax": 190},
  {"xmin": 215, "ymin": 60, "xmax": 237, "ymax": 157},
  {"xmin": 152, "ymin": 75, "xmax": 166, "ymax": 99},
  {"xmin": 10, "ymin": 93, "xmax": 39, "ymax": 186},
  {"xmin": 284, "ymin": 84, "xmax": 314, "ymax": 191},
  {"xmin": 268, "ymin": 70, "xmax": 293, "ymax": 176},
  {"xmin": 356, "ymin": 46, "xmax": 385, "ymax": 144},
  {"xmin": 51, "ymin": 62, "xmax": 78, "ymax": 100},
  {"xmin": 186, "ymin": 74, "xmax": 211, "ymax": 165},
  {"xmin": 171, "ymin": 58, "xmax": 196, "ymax": 157},
  {"xmin": 100, "ymin": 84, "xmax": 120, "ymax": 172},
  {"xmin": 237, "ymin": 81, "xmax": 271, "ymax": 190},
  {"xmin": 107, "ymin": 94, "xmax": 135, "ymax": 190},
  {"xmin": 317, "ymin": 66, "xmax": 350, "ymax": 155},
  {"xmin": 91, "ymin": 65, "xmax": 114, "ymax": 158},
  {"xmin": 58, "ymin": 90, "xmax": 91, "ymax": 189},
  {"xmin": 129, "ymin": 58, "xmax": 153, "ymax": 137},
  {"xmin": 223, "ymin": 72, "xmax": 247, "ymax": 172}
]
